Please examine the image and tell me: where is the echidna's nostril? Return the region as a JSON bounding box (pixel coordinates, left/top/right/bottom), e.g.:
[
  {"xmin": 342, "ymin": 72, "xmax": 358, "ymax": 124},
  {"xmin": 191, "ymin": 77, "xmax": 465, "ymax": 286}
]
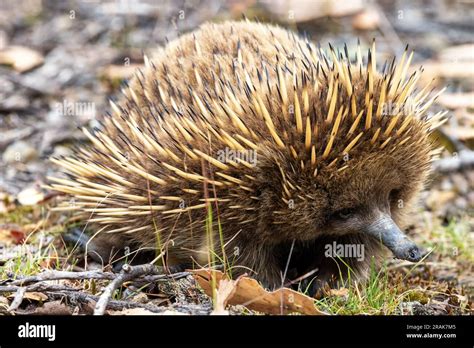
[{"xmin": 407, "ymin": 246, "xmax": 421, "ymax": 262}]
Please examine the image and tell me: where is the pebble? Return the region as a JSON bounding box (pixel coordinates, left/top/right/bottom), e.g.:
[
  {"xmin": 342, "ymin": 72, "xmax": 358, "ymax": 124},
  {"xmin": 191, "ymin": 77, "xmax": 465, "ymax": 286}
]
[
  {"xmin": 352, "ymin": 8, "xmax": 380, "ymax": 31},
  {"xmin": 440, "ymin": 177, "xmax": 453, "ymax": 191},
  {"xmin": 451, "ymin": 173, "xmax": 469, "ymax": 195},
  {"xmin": 52, "ymin": 145, "xmax": 73, "ymax": 158},
  {"xmin": 467, "ymin": 191, "xmax": 474, "ymax": 206},
  {"xmin": 453, "ymin": 197, "xmax": 468, "ymax": 210},
  {"xmin": 2, "ymin": 140, "xmax": 38, "ymax": 164}
]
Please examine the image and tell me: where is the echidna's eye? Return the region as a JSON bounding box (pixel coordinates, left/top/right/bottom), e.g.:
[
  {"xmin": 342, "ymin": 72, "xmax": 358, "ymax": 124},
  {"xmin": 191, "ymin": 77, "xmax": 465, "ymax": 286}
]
[{"xmin": 334, "ymin": 208, "xmax": 356, "ymax": 220}]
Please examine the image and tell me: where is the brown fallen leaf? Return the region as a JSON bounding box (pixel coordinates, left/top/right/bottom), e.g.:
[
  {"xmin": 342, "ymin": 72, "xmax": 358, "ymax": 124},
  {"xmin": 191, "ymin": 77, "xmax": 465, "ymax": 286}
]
[
  {"xmin": 328, "ymin": 287, "xmax": 349, "ymax": 297},
  {"xmin": 0, "ymin": 225, "xmax": 26, "ymax": 245},
  {"xmin": 25, "ymin": 292, "xmax": 48, "ymax": 302},
  {"xmin": 9, "ymin": 229, "xmax": 26, "ymax": 244},
  {"xmin": 0, "ymin": 46, "xmax": 44, "ymax": 73},
  {"xmin": 192, "ymin": 269, "xmax": 327, "ymax": 315},
  {"xmin": 212, "ymin": 278, "xmax": 237, "ymax": 315},
  {"xmin": 7, "ymin": 292, "xmax": 48, "ymax": 302}
]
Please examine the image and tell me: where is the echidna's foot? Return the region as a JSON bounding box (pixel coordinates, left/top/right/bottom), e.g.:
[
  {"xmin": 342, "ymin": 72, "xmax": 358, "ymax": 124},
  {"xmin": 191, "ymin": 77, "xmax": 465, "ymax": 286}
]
[
  {"xmin": 63, "ymin": 227, "xmax": 104, "ymax": 264},
  {"xmin": 63, "ymin": 228, "xmax": 186, "ymax": 273},
  {"xmin": 63, "ymin": 227, "xmax": 88, "ymax": 249},
  {"xmin": 63, "ymin": 227, "xmax": 129, "ymax": 270}
]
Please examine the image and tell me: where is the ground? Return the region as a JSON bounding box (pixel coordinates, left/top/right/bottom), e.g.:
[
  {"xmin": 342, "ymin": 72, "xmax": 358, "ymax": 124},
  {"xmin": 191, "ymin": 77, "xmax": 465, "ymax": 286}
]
[{"xmin": 0, "ymin": 0, "xmax": 472, "ymax": 315}]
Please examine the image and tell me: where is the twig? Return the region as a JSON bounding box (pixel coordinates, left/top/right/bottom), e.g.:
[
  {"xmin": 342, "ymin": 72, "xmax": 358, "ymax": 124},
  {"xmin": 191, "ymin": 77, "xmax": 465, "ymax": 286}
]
[
  {"xmin": 371, "ymin": 2, "xmax": 404, "ymax": 54},
  {"xmin": 387, "ymin": 260, "xmax": 458, "ymax": 270},
  {"xmin": 432, "ymin": 149, "xmax": 474, "ymax": 173},
  {"xmin": 94, "ymin": 264, "xmax": 165, "ymax": 315},
  {"xmin": 0, "ymin": 283, "xmax": 81, "ymax": 293},
  {"xmin": 46, "ymin": 290, "xmax": 210, "ymax": 314},
  {"xmin": 49, "ymin": 290, "xmax": 169, "ymax": 313},
  {"xmin": 0, "ymin": 282, "xmax": 202, "ymax": 314},
  {"xmin": 8, "ymin": 287, "xmax": 26, "ymax": 312},
  {"xmin": 138, "ymin": 271, "xmax": 191, "ymax": 283},
  {"xmin": 1, "ymin": 68, "xmax": 48, "ymax": 95},
  {"xmin": 0, "ymin": 266, "xmax": 205, "ymax": 315},
  {"xmin": 0, "ymin": 126, "xmax": 36, "ymax": 150},
  {"xmin": 7, "ymin": 270, "xmax": 117, "ymax": 286},
  {"xmin": 4, "ymin": 268, "xmax": 191, "ymax": 287}
]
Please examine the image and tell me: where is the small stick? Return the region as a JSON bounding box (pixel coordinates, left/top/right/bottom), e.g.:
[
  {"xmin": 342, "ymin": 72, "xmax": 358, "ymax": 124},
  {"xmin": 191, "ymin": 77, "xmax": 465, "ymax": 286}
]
[
  {"xmin": 0, "ymin": 284, "xmax": 80, "ymax": 293},
  {"xmin": 5, "ymin": 268, "xmax": 191, "ymax": 287},
  {"xmin": 9, "ymin": 270, "xmax": 117, "ymax": 286},
  {"xmin": 46, "ymin": 290, "xmax": 210, "ymax": 314},
  {"xmin": 8, "ymin": 287, "xmax": 26, "ymax": 312},
  {"xmin": 432, "ymin": 149, "xmax": 474, "ymax": 174},
  {"xmin": 94, "ymin": 264, "xmax": 161, "ymax": 315}
]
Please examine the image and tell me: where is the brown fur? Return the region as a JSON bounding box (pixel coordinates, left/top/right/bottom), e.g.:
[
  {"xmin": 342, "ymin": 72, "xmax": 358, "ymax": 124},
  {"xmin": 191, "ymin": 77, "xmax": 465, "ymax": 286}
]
[{"xmin": 49, "ymin": 21, "xmax": 445, "ymax": 292}]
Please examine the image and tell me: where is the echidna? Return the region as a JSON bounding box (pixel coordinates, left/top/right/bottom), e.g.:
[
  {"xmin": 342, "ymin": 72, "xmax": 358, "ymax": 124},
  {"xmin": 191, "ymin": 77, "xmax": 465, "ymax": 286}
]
[{"xmin": 48, "ymin": 21, "xmax": 447, "ymax": 293}]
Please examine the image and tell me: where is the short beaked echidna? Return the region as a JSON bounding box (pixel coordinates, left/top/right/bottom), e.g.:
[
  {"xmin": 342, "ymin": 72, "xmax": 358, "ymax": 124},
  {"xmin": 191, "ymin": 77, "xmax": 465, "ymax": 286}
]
[{"xmin": 48, "ymin": 21, "xmax": 447, "ymax": 293}]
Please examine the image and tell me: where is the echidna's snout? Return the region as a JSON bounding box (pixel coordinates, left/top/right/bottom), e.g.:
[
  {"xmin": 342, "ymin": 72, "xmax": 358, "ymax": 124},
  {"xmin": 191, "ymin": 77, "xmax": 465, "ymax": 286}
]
[{"xmin": 365, "ymin": 212, "xmax": 423, "ymax": 262}]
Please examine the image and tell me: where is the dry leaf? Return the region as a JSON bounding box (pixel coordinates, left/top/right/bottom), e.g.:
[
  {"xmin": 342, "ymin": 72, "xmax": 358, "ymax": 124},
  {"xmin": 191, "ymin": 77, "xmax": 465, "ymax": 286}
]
[
  {"xmin": 24, "ymin": 292, "xmax": 48, "ymax": 302},
  {"xmin": 328, "ymin": 287, "xmax": 349, "ymax": 297},
  {"xmin": 212, "ymin": 278, "xmax": 237, "ymax": 315},
  {"xmin": 9, "ymin": 229, "xmax": 26, "ymax": 244},
  {"xmin": 0, "ymin": 46, "xmax": 44, "ymax": 72},
  {"xmin": 192, "ymin": 269, "xmax": 327, "ymax": 315},
  {"xmin": 0, "ymin": 225, "xmax": 26, "ymax": 245},
  {"xmin": 7, "ymin": 292, "xmax": 48, "ymax": 302}
]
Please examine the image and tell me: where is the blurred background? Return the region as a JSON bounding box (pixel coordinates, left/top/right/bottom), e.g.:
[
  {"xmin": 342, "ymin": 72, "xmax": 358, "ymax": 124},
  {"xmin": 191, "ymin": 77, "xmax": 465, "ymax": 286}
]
[{"xmin": 0, "ymin": 0, "xmax": 472, "ymax": 314}]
